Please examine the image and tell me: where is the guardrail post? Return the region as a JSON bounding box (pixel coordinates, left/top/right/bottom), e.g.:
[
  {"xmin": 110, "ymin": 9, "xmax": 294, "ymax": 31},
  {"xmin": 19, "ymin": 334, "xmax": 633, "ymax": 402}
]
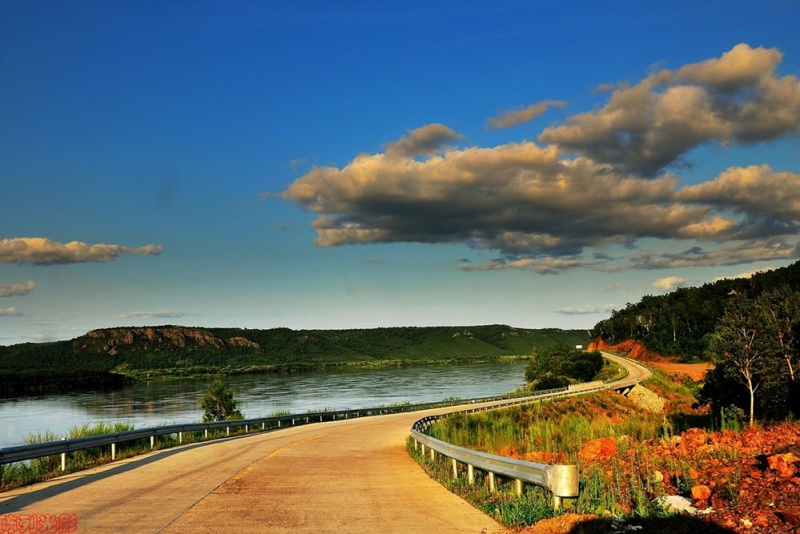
[
  {"xmin": 488, "ymin": 472, "xmax": 497, "ymax": 492},
  {"xmin": 515, "ymin": 478, "xmax": 523, "ymax": 496},
  {"xmin": 150, "ymin": 436, "xmax": 154, "ymax": 449},
  {"xmin": 61, "ymin": 452, "xmax": 66, "ymax": 472},
  {"xmin": 179, "ymin": 432, "xmax": 183, "ymax": 444},
  {"xmin": 451, "ymin": 458, "xmax": 458, "ymax": 479},
  {"xmin": 245, "ymin": 424, "xmax": 248, "ymax": 433},
  {"xmin": 548, "ymin": 464, "xmax": 579, "ymax": 510},
  {"xmin": 262, "ymin": 422, "xmax": 265, "ymax": 430},
  {"xmin": 204, "ymin": 429, "xmax": 208, "ymax": 439},
  {"xmin": 421, "ymin": 444, "xmax": 426, "ymax": 456},
  {"xmin": 429, "ymin": 448, "xmax": 435, "ymax": 461},
  {"xmin": 111, "ymin": 443, "xmax": 116, "ymax": 461},
  {"xmin": 467, "ymin": 464, "xmax": 474, "ymax": 484},
  {"xmin": 226, "ymin": 426, "xmax": 230, "ymax": 436}
]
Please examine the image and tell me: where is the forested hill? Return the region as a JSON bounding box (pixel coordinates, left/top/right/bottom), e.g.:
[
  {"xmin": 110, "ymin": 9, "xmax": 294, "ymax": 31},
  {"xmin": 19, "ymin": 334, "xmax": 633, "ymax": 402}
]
[
  {"xmin": 0, "ymin": 325, "xmax": 589, "ymax": 386},
  {"xmin": 590, "ymin": 260, "xmax": 800, "ymax": 360}
]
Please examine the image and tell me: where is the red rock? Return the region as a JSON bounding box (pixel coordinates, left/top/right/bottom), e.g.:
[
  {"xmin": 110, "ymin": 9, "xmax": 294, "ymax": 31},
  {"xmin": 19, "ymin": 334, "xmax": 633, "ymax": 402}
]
[
  {"xmin": 578, "ymin": 437, "xmax": 617, "ymax": 463},
  {"xmin": 691, "ymin": 484, "xmax": 712, "ymax": 501},
  {"xmin": 767, "ymin": 454, "xmax": 799, "ymax": 478},
  {"xmin": 711, "ymin": 493, "xmax": 727, "ymax": 509},
  {"xmin": 683, "ymin": 428, "xmax": 708, "ymax": 448},
  {"xmin": 779, "ymin": 508, "xmax": 800, "ymax": 527}
]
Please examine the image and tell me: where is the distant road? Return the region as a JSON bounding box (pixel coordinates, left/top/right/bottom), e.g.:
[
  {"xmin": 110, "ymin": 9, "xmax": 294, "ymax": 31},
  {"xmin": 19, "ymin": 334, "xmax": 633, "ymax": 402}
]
[
  {"xmin": 601, "ymin": 351, "xmax": 652, "ymax": 383},
  {"xmin": 0, "ymin": 355, "xmax": 647, "ymax": 533}
]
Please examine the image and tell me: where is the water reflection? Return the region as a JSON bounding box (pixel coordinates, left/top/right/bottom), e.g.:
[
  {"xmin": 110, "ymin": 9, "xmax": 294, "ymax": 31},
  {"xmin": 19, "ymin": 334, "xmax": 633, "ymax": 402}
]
[{"xmin": 0, "ymin": 361, "xmax": 527, "ymax": 448}]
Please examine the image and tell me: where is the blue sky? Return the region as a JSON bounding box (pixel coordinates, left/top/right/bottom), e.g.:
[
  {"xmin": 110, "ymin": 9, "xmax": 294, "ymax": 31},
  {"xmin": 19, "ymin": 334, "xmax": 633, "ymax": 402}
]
[{"xmin": 1, "ymin": 1, "xmax": 799, "ymax": 346}]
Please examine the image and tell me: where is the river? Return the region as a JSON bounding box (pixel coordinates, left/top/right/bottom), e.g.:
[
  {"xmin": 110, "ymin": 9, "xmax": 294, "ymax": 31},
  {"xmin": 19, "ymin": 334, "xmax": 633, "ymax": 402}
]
[{"xmin": 0, "ymin": 360, "xmax": 527, "ymax": 448}]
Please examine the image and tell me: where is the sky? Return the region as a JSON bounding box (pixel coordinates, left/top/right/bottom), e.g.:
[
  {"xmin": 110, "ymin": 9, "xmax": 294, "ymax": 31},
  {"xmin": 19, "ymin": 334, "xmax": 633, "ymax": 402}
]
[{"xmin": 1, "ymin": 1, "xmax": 799, "ymax": 346}]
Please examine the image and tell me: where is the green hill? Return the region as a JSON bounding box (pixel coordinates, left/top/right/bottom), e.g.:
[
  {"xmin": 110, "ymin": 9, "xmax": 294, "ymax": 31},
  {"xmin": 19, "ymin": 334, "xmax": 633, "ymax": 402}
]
[
  {"xmin": 590, "ymin": 260, "xmax": 800, "ymax": 360},
  {"xmin": 0, "ymin": 325, "xmax": 589, "ymax": 392}
]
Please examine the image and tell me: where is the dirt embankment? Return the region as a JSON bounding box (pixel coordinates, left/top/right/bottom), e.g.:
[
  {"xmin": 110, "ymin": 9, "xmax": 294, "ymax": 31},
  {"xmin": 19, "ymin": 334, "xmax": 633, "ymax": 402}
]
[{"xmin": 589, "ymin": 338, "xmax": 713, "ymax": 381}]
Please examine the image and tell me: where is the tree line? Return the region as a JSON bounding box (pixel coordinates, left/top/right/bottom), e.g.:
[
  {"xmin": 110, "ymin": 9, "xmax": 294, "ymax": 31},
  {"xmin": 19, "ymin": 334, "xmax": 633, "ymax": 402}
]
[{"xmin": 590, "ymin": 261, "xmax": 800, "ymax": 360}]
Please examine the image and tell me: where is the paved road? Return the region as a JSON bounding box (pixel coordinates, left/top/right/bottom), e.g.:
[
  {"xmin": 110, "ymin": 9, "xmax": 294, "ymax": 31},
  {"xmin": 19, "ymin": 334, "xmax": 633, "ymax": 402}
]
[
  {"xmin": 600, "ymin": 352, "xmax": 652, "ymax": 384},
  {"xmin": 0, "ymin": 406, "xmax": 506, "ymax": 533},
  {"xmin": 0, "ymin": 355, "xmax": 648, "ymax": 533}
]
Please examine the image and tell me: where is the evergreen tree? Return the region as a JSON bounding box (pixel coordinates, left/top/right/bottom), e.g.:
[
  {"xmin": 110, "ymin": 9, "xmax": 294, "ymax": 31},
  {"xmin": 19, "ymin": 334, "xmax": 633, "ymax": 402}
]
[{"xmin": 201, "ymin": 379, "xmax": 243, "ymax": 422}]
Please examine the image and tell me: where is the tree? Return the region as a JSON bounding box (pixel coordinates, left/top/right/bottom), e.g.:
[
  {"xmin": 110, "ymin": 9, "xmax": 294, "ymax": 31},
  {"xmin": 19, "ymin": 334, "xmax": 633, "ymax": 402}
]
[
  {"xmin": 201, "ymin": 379, "xmax": 243, "ymax": 422},
  {"xmin": 525, "ymin": 344, "xmax": 603, "ymax": 390},
  {"xmin": 705, "ymin": 295, "xmax": 781, "ymax": 427},
  {"xmin": 758, "ymin": 286, "xmax": 800, "ymax": 381}
]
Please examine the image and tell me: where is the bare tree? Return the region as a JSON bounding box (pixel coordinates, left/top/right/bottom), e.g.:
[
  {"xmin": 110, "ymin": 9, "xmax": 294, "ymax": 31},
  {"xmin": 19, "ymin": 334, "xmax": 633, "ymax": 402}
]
[
  {"xmin": 758, "ymin": 286, "xmax": 800, "ymax": 381},
  {"xmin": 706, "ymin": 295, "xmax": 780, "ymax": 428}
]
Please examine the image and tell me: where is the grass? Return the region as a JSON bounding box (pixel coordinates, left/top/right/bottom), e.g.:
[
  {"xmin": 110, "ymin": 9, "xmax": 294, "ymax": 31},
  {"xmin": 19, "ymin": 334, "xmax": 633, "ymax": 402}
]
[
  {"xmin": 0, "ymin": 414, "xmax": 315, "ymax": 491},
  {"xmin": 410, "ymin": 372, "xmax": 709, "ymax": 527}
]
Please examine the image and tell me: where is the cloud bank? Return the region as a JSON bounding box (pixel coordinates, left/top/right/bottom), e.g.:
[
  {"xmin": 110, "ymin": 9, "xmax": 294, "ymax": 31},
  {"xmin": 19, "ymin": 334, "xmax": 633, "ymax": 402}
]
[
  {"xmin": 0, "ymin": 280, "xmax": 35, "ymax": 297},
  {"xmin": 0, "ymin": 238, "xmax": 163, "ymax": 265},
  {"xmin": 283, "ymin": 44, "xmax": 800, "ymax": 274},
  {"xmin": 115, "ymin": 311, "xmax": 193, "ymax": 319}
]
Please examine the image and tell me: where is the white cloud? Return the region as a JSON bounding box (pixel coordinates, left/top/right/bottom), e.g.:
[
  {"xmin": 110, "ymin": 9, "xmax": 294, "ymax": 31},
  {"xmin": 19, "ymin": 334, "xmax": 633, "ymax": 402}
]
[
  {"xmin": 486, "ymin": 100, "xmax": 566, "ymax": 129},
  {"xmin": 653, "ymin": 276, "xmax": 689, "ymax": 292},
  {"xmin": 0, "ymin": 280, "xmax": 35, "ymax": 297},
  {"xmin": 539, "ymin": 44, "xmax": 800, "ymax": 176},
  {"xmin": 282, "ymin": 44, "xmax": 800, "ymax": 275},
  {"xmin": 556, "ymin": 304, "xmax": 618, "ymax": 315},
  {"xmin": 0, "ymin": 238, "xmax": 163, "ymax": 265},
  {"xmin": 0, "ymin": 307, "xmax": 22, "ymax": 317},
  {"xmin": 115, "ymin": 311, "xmax": 192, "ymax": 320}
]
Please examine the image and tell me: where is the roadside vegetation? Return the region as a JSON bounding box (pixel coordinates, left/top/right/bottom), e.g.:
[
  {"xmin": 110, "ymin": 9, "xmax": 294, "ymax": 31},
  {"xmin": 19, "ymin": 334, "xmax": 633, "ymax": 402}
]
[{"xmin": 411, "ymin": 370, "xmax": 800, "ymax": 531}]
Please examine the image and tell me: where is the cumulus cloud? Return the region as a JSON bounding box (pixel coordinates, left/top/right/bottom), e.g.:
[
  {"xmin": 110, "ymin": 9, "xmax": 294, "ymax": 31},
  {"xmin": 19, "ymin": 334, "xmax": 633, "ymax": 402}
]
[
  {"xmin": 282, "ymin": 44, "xmax": 800, "ymax": 275},
  {"xmin": 0, "ymin": 280, "xmax": 35, "ymax": 297},
  {"xmin": 653, "ymin": 276, "xmax": 689, "ymax": 292},
  {"xmin": 384, "ymin": 124, "xmax": 464, "ymax": 159},
  {"xmin": 0, "ymin": 238, "xmax": 163, "ymax": 265},
  {"xmin": 0, "ymin": 307, "xmax": 22, "ymax": 317},
  {"xmin": 556, "ymin": 304, "xmax": 618, "ymax": 315},
  {"xmin": 539, "ymin": 44, "xmax": 800, "ymax": 176},
  {"xmin": 677, "ymin": 165, "xmax": 800, "ymax": 237},
  {"xmin": 487, "ymin": 100, "xmax": 567, "ymax": 129}
]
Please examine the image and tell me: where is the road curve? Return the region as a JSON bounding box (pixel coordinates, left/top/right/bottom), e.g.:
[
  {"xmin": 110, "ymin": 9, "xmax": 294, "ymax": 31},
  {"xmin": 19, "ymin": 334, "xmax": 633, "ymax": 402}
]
[
  {"xmin": 600, "ymin": 351, "xmax": 652, "ymax": 384},
  {"xmin": 0, "ymin": 355, "xmax": 648, "ymax": 533},
  {"xmin": 0, "ymin": 406, "xmax": 506, "ymax": 533}
]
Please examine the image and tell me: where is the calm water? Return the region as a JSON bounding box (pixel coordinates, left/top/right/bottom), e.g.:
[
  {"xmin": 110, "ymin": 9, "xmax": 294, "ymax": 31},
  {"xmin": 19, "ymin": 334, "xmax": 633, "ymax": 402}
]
[{"xmin": 0, "ymin": 361, "xmax": 527, "ymax": 448}]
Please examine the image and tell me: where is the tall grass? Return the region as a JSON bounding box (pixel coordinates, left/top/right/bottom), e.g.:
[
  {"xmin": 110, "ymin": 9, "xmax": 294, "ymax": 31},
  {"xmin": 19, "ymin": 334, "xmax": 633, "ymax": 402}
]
[{"xmin": 415, "ymin": 384, "xmax": 705, "ymax": 526}]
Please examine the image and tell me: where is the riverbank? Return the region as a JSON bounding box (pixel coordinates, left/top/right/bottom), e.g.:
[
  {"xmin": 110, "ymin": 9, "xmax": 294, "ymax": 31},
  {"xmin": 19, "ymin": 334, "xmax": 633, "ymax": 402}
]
[{"xmin": 0, "ymin": 324, "xmax": 588, "ymax": 394}]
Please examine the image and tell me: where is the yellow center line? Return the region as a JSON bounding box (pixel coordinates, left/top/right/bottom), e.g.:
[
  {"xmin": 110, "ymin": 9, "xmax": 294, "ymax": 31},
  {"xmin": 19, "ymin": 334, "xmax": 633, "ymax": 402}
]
[{"xmin": 267, "ymin": 434, "xmax": 323, "ymax": 459}]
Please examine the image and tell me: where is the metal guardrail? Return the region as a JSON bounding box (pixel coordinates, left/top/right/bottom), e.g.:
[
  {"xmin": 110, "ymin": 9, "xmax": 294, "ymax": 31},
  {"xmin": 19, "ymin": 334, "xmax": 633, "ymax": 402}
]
[
  {"xmin": 0, "ymin": 387, "xmax": 565, "ymax": 470},
  {"xmin": 408, "ymin": 354, "xmax": 652, "ymax": 508},
  {"xmin": 1, "ymin": 353, "xmax": 652, "ymax": 507}
]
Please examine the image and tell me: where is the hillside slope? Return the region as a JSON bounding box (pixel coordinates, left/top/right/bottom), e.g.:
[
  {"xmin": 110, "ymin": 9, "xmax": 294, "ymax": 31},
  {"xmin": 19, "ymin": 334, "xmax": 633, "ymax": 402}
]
[
  {"xmin": 0, "ymin": 325, "xmax": 589, "ymax": 389},
  {"xmin": 590, "ymin": 260, "xmax": 800, "ymax": 360}
]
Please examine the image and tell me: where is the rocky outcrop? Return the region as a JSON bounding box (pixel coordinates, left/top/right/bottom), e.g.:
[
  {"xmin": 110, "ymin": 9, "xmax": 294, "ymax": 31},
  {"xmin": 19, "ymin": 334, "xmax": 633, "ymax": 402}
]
[
  {"xmin": 227, "ymin": 336, "xmax": 261, "ymax": 350},
  {"xmin": 588, "ymin": 338, "xmax": 666, "ymax": 361},
  {"xmin": 625, "ymin": 384, "xmax": 666, "ymax": 413},
  {"xmin": 76, "ymin": 327, "xmax": 262, "ymax": 355}
]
